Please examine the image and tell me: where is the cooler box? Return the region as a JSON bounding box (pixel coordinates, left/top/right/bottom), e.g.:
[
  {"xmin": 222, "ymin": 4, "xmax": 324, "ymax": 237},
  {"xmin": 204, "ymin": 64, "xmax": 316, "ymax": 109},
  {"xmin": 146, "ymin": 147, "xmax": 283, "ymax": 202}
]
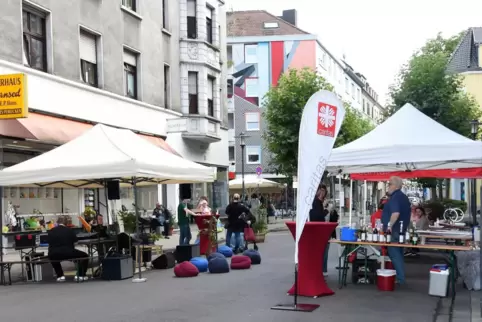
[
  {"xmin": 429, "ymin": 264, "xmax": 449, "ymax": 297},
  {"xmin": 340, "ymin": 227, "xmax": 357, "ymax": 242},
  {"xmin": 376, "ymin": 269, "xmax": 396, "ymax": 291}
]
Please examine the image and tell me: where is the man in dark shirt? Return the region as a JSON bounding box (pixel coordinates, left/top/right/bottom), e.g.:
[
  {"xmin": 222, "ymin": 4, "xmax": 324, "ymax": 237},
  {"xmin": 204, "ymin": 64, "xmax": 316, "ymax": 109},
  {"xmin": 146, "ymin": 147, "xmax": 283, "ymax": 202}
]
[
  {"xmin": 382, "ymin": 176, "xmax": 411, "ymax": 284},
  {"xmin": 48, "ymin": 216, "xmax": 89, "ymax": 282},
  {"xmin": 225, "ymin": 193, "xmax": 250, "ymax": 253}
]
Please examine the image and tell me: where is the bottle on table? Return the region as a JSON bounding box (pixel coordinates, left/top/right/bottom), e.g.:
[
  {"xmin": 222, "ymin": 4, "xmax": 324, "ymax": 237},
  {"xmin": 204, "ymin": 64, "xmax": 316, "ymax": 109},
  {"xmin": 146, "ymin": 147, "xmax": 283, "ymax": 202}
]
[
  {"xmin": 412, "ymin": 228, "xmax": 419, "ymax": 245},
  {"xmin": 373, "ymin": 225, "xmax": 379, "ymax": 243},
  {"xmin": 406, "ymin": 221, "xmax": 413, "ymax": 243},
  {"xmin": 379, "ymin": 227, "xmax": 385, "ymax": 243},
  {"xmin": 366, "ymin": 225, "xmax": 373, "ymax": 242},
  {"xmin": 361, "ymin": 225, "xmax": 366, "ymax": 242},
  {"xmin": 386, "ymin": 223, "xmax": 392, "ymax": 243},
  {"xmin": 399, "ymin": 221, "xmax": 405, "ymax": 244}
]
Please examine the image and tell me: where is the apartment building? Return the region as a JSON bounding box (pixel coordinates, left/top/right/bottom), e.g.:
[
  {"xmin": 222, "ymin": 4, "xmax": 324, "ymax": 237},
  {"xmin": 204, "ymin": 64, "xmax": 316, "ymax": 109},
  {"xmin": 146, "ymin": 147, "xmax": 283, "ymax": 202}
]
[
  {"xmin": 0, "ymin": 0, "xmax": 229, "ymax": 216},
  {"xmin": 226, "ymin": 9, "xmax": 382, "ymax": 181},
  {"xmin": 447, "ymin": 27, "xmax": 482, "ymax": 207}
]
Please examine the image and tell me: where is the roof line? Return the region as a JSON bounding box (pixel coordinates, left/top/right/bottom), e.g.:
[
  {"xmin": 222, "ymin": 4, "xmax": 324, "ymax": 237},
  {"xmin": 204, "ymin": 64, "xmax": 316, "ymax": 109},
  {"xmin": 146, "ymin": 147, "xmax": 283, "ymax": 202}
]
[
  {"xmin": 447, "ymin": 28, "xmax": 471, "ymax": 69},
  {"xmin": 234, "ymin": 94, "xmax": 262, "ymax": 108},
  {"xmin": 228, "ymin": 9, "xmax": 310, "ymax": 35}
]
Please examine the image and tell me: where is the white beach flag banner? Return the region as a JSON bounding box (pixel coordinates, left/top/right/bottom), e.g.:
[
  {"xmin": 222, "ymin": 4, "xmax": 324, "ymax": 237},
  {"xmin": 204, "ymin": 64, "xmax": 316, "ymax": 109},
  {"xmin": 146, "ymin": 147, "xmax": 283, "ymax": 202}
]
[{"xmin": 295, "ymin": 90, "xmax": 345, "ymax": 263}]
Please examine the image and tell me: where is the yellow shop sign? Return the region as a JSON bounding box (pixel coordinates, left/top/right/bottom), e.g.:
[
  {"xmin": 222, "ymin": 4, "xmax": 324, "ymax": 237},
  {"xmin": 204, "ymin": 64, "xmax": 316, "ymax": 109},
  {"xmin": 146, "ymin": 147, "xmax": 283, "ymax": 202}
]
[{"xmin": 0, "ymin": 73, "xmax": 28, "ymax": 119}]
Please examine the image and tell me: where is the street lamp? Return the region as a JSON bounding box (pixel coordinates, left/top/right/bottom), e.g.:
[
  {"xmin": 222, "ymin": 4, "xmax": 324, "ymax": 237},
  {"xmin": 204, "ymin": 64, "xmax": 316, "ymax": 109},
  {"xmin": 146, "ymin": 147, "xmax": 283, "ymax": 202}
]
[
  {"xmin": 469, "ymin": 120, "xmax": 480, "ymax": 226},
  {"xmin": 237, "ymin": 132, "xmax": 249, "ymax": 200}
]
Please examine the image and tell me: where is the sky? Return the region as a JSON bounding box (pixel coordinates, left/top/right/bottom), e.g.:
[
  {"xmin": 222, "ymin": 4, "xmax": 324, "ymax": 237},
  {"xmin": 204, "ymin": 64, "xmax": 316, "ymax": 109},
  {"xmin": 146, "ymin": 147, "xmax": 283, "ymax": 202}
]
[{"xmin": 226, "ymin": 0, "xmax": 482, "ymax": 105}]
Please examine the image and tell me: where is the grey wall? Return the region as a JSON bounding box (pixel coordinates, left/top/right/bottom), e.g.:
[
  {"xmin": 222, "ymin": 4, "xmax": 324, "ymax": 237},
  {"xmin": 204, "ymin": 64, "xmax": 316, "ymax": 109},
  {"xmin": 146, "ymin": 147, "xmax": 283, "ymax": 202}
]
[
  {"xmin": 0, "ymin": 0, "xmax": 181, "ymax": 113},
  {"xmin": 233, "ymin": 96, "xmax": 272, "ymax": 174}
]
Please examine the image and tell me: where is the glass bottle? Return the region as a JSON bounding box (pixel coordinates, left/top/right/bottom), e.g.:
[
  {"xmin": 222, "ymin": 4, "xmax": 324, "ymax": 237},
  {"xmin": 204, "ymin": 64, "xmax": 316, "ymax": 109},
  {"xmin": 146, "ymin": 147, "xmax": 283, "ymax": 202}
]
[{"xmin": 399, "ymin": 221, "xmax": 405, "ymax": 244}]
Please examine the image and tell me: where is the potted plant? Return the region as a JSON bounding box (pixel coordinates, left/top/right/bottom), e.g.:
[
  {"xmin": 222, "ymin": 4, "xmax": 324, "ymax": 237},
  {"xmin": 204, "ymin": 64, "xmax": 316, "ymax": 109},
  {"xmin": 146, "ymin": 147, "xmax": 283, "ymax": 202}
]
[
  {"xmin": 147, "ymin": 233, "xmax": 161, "ymax": 245},
  {"xmin": 118, "ymin": 207, "xmax": 137, "ymax": 234},
  {"xmin": 253, "ymin": 208, "xmax": 268, "ymax": 243}
]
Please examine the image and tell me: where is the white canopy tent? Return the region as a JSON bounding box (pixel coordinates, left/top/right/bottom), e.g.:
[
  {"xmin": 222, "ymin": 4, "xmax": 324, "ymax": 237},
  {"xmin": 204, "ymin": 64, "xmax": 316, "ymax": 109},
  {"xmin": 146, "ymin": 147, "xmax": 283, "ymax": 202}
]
[
  {"xmin": 0, "ymin": 124, "xmax": 214, "ymax": 187},
  {"xmin": 229, "ymin": 175, "xmax": 283, "ymax": 189},
  {"xmin": 0, "ymin": 124, "xmax": 215, "ymax": 282},
  {"xmin": 327, "ymin": 103, "xmax": 482, "ymax": 174}
]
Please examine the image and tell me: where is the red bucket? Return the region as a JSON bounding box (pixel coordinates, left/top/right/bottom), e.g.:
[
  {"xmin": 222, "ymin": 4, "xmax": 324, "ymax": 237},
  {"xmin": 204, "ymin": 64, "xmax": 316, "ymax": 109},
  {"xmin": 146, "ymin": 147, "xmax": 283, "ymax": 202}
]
[{"xmin": 377, "ymin": 269, "xmax": 396, "ymax": 291}]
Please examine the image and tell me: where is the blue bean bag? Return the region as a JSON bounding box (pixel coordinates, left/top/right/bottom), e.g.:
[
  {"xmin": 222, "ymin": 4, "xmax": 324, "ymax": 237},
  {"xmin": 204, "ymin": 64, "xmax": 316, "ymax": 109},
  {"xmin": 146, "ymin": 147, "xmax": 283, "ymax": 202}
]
[
  {"xmin": 243, "ymin": 249, "xmax": 261, "ymax": 265},
  {"xmin": 208, "ymin": 257, "xmax": 230, "ymax": 274},
  {"xmin": 207, "ymin": 252, "xmax": 225, "ymax": 261},
  {"xmin": 190, "ymin": 257, "xmax": 209, "ymax": 273},
  {"xmin": 218, "ymin": 245, "xmax": 233, "ymax": 258}
]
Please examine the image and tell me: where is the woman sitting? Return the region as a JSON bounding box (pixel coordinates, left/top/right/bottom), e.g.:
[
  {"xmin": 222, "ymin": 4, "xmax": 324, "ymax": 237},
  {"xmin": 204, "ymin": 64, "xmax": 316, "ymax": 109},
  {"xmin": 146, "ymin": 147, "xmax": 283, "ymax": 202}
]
[{"xmin": 405, "ymin": 206, "xmax": 429, "ymax": 257}]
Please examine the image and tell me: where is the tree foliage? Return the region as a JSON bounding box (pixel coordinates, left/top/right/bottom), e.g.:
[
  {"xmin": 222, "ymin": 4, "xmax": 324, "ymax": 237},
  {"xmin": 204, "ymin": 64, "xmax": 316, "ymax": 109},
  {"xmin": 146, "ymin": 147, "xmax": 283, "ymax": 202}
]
[
  {"xmin": 387, "ymin": 32, "xmax": 482, "ymax": 190},
  {"xmin": 387, "ymin": 32, "xmax": 481, "ymax": 137},
  {"xmin": 263, "ymin": 68, "xmax": 374, "ymax": 178}
]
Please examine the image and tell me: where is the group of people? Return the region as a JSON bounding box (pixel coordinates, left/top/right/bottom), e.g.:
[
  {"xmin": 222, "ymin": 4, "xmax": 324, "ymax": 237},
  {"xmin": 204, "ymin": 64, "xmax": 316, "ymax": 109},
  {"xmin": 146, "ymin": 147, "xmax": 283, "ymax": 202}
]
[
  {"xmin": 177, "ymin": 196, "xmax": 214, "ymax": 245},
  {"xmin": 313, "ymin": 176, "xmax": 416, "ymax": 285}
]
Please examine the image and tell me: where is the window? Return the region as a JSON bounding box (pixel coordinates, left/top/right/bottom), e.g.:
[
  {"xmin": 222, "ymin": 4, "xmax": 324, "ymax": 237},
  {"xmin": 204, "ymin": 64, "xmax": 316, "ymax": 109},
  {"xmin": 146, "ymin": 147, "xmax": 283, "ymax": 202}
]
[
  {"xmin": 227, "ymin": 79, "xmax": 233, "ymax": 97},
  {"xmin": 228, "ymin": 113, "xmax": 234, "ymax": 129},
  {"xmin": 228, "ymin": 146, "xmax": 235, "ymax": 161},
  {"xmin": 79, "ymin": 30, "xmax": 98, "ymax": 87},
  {"xmin": 123, "ymin": 50, "xmax": 137, "ymax": 99},
  {"xmin": 207, "ymin": 76, "xmax": 214, "ymax": 117},
  {"xmin": 164, "ymin": 64, "xmax": 170, "ymax": 108},
  {"xmin": 263, "ymin": 22, "xmax": 279, "ymax": 29},
  {"xmin": 362, "ymin": 99, "xmax": 366, "ymax": 113},
  {"xmin": 245, "ymin": 112, "xmax": 260, "ymax": 131},
  {"xmin": 245, "ymin": 78, "xmax": 258, "ymax": 97},
  {"xmin": 122, "ymin": 0, "xmax": 136, "ymax": 11},
  {"xmin": 162, "ymin": 0, "xmax": 168, "ymax": 29},
  {"xmin": 244, "ymin": 44, "xmax": 257, "ymax": 64},
  {"xmin": 23, "ymin": 8, "xmax": 47, "ymax": 72},
  {"xmin": 206, "ymin": 6, "xmax": 213, "ymax": 44},
  {"xmin": 351, "ymin": 83, "xmax": 355, "ymax": 98},
  {"xmin": 187, "ymin": 0, "xmax": 197, "ymax": 39},
  {"xmin": 246, "ymin": 146, "xmax": 261, "ymax": 164},
  {"xmin": 188, "ymin": 72, "xmax": 198, "ymax": 114},
  {"xmin": 345, "ymin": 77, "xmax": 349, "ymax": 93},
  {"xmin": 356, "ymin": 88, "xmax": 361, "ymax": 103}
]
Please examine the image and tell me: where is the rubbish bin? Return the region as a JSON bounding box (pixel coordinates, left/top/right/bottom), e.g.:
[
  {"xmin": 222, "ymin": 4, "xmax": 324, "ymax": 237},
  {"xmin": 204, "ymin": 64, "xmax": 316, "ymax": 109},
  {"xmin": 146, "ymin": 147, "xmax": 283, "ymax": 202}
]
[{"xmin": 429, "ymin": 264, "xmax": 449, "ymax": 297}]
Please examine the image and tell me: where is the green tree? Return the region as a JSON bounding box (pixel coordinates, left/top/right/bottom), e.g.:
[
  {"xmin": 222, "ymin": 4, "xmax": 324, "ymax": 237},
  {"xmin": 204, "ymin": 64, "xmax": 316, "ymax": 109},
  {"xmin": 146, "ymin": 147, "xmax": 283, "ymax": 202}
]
[
  {"xmin": 387, "ymin": 32, "xmax": 482, "ymax": 197},
  {"xmin": 263, "ymin": 68, "xmax": 374, "ymax": 179}
]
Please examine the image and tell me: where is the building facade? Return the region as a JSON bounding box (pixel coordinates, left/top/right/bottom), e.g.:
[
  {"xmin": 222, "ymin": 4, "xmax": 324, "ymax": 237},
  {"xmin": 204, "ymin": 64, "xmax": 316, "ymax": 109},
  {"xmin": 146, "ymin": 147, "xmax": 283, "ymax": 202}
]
[
  {"xmin": 447, "ymin": 27, "xmax": 482, "ymax": 207},
  {"xmin": 0, "ymin": 0, "xmax": 229, "ymax": 219},
  {"xmin": 226, "ymin": 9, "xmax": 382, "ymax": 181}
]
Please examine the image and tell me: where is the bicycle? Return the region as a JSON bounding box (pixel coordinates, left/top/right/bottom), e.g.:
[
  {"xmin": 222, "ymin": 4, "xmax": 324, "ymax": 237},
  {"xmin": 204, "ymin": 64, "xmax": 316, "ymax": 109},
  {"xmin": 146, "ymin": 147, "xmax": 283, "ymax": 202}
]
[{"xmin": 443, "ymin": 207, "xmax": 465, "ymax": 223}]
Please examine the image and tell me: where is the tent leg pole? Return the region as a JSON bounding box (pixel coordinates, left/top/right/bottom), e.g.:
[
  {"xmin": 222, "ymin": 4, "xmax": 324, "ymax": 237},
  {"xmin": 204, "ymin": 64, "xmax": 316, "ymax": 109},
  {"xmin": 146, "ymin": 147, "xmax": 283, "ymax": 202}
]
[
  {"xmin": 349, "ymin": 180, "xmax": 353, "ymax": 227},
  {"xmin": 132, "ymin": 177, "xmax": 146, "ymax": 283}
]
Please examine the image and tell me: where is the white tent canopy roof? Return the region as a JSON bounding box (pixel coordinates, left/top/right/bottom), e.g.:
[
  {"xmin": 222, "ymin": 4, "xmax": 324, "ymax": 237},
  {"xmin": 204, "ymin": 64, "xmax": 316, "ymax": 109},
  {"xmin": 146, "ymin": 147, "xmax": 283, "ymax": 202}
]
[
  {"xmin": 0, "ymin": 124, "xmax": 214, "ymax": 187},
  {"xmin": 229, "ymin": 175, "xmax": 283, "ymax": 189},
  {"xmin": 327, "ymin": 103, "xmax": 482, "ymax": 174}
]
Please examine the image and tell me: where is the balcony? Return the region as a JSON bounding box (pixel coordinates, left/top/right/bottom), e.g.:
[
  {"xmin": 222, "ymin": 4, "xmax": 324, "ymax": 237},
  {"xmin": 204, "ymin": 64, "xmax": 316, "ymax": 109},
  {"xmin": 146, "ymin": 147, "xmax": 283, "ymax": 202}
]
[{"xmin": 167, "ymin": 115, "xmax": 221, "ymax": 144}]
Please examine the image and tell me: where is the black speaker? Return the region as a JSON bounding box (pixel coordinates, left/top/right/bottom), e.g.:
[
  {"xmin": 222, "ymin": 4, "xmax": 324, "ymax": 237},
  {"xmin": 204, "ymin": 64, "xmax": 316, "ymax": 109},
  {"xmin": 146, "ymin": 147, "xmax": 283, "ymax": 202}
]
[
  {"xmin": 179, "ymin": 184, "xmax": 192, "ymax": 199},
  {"xmin": 107, "ymin": 180, "xmax": 120, "ymax": 200},
  {"xmin": 175, "ymin": 244, "xmax": 200, "ymax": 263},
  {"xmin": 151, "ymin": 252, "xmax": 176, "ymax": 269}
]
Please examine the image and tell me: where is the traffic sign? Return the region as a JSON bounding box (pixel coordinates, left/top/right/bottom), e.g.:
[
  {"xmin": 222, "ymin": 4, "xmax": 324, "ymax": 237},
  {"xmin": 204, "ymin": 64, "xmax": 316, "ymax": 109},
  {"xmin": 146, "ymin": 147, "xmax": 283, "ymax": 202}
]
[{"xmin": 256, "ymin": 166, "xmax": 262, "ymax": 177}]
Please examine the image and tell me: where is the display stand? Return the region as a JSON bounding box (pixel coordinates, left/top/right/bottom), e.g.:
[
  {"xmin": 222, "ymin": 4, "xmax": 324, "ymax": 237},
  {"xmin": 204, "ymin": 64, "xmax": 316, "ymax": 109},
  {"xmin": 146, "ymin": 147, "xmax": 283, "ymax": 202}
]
[
  {"xmin": 286, "ymin": 221, "xmax": 337, "ymax": 297},
  {"xmin": 194, "ymin": 214, "xmax": 219, "ymax": 255}
]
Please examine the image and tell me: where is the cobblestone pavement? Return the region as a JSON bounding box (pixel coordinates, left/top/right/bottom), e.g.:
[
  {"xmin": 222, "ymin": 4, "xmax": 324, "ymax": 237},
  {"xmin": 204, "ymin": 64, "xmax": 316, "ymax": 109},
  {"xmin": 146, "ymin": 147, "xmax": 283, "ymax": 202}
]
[{"xmin": 0, "ymin": 231, "xmax": 471, "ymax": 322}]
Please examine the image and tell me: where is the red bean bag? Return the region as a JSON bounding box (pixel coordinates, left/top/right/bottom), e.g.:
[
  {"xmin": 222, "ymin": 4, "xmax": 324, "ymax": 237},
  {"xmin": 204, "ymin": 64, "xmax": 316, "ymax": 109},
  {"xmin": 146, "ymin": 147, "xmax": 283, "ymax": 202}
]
[
  {"xmin": 174, "ymin": 261, "xmax": 199, "ymax": 277},
  {"xmin": 230, "ymin": 255, "xmax": 251, "ymax": 270}
]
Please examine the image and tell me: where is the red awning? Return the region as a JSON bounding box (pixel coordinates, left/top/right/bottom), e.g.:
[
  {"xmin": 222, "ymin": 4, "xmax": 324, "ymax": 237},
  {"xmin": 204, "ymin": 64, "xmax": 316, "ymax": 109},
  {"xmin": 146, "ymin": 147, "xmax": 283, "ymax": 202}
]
[
  {"xmin": 351, "ymin": 168, "xmax": 482, "ymax": 181},
  {"xmin": 0, "ymin": 112, "xmax": 180, "ymax": 156}
]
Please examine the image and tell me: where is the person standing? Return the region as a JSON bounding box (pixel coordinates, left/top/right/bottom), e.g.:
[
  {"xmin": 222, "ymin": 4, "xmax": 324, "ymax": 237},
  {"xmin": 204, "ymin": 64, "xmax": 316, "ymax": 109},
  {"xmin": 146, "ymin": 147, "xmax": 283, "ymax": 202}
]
[
  {"xmin": 225, "ymin": 193, "xmax": 250, "ymax": 254},
  {"xmin": 382, "ymin": 176, "xmax": 411, "ymax": 284},
  {"xmin": 177, "ymin": 198, "xmax": 197, "ymax": 245},
  {"xmin": 310, "ymin": 184, "xmax": 338, "ymax": 276}
]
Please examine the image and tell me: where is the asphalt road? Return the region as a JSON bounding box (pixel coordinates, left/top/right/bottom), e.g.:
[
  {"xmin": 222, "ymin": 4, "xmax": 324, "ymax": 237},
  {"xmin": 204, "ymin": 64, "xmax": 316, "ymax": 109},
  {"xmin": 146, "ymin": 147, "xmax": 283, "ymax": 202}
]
[{"xmin": 0, "ymin": 232, "xmax": 441, "ymax": 322}]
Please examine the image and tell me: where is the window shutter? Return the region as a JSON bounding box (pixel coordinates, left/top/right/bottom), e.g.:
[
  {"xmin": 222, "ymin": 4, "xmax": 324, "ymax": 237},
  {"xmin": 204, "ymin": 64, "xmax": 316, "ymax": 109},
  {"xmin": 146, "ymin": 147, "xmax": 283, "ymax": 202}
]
[
  {"xmin": 207, "ymin": 78, "xmax": 213, "ymax": 99},
  {"xmin": 79, "ymin": 31, "xmax": 97, "ymax": 64},
  {"xmin": 206, "ymin": 7, "xmax": 212, "ymax": 19},
  {"xmin": 187, "ymin": 0, "xmax": 196, "ymax": 16},
  {"xmin": 246, "ymin": 112, "xmax": 258, "ymax": 123},
  {"xmin": 123, "ymin": 50, "xmax": 137, "ymax": 66}
]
